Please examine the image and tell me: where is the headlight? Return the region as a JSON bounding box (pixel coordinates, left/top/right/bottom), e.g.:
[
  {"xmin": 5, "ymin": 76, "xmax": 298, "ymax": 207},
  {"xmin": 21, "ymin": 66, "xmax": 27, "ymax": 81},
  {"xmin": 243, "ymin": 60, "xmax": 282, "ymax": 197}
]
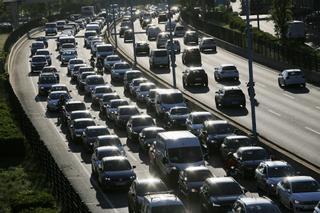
[
  {"xmin": 40, "ymin": 86, "xmax": 44, "ymax": 89},
  {"xmin": 191, "ymin": 188, "xmax": 197, "ymax": 193},
  {"xmin": 294, "ymin": 200, "xmax": 300, "ymax": 204},
  {"xmin": 210, "ymin": 139, "xmax": 217, "ymax": 144},
  {"xmin": 130, "ymin": 175, "xmax": 136, "ymax": 180},
  {"xmin": 212, "ymin": 203, "xmax": 221, "ymax": 207},
  {"xmin": 105, "ymin": 177, "xmax": 111, "ymax": 181}
]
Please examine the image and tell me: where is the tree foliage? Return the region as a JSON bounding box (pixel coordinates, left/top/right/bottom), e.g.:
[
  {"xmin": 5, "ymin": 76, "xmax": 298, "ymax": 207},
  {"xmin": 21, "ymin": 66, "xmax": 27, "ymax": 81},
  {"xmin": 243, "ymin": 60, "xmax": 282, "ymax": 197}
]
[{"xmin": 271, "ymin": 0, "xmax": 293, "ymax": 39}]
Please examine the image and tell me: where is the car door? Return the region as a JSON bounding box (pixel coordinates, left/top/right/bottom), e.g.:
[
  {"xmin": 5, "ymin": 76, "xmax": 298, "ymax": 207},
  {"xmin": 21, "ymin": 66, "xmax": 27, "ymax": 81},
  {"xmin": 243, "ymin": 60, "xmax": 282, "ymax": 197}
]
[{"xmin": 278, "ymin": 180, "xmax": 290, "ymax": 207}]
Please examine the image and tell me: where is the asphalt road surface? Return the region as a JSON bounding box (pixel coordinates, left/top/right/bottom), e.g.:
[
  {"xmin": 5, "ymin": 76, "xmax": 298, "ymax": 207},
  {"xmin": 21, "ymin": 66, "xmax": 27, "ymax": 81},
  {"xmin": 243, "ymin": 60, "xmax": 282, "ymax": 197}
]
[{"xmin": 114, "ymin": 16, "xmax": 320, "ymax": 168}]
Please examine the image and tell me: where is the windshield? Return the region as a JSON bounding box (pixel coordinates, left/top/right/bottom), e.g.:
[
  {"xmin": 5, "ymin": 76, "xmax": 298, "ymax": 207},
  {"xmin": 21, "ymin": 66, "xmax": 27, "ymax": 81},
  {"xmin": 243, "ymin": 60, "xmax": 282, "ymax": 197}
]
[
  {"xmin": 168, "ymin": 146, "xmax": 203, "ymax": 163},
  {"xmin": 108, "ymin": 56, "xmax": 120, "ymax": 61},
  {"xmin": 161, "ymin": 93, "xmax": 184, "ymax": 104},
  {"xmin": 193, "ymin": 114, "xmax": 212, "ymax": 124},
  {"xmin": 85, "ymin": 32, "xmax": 96, "ymax": 38},
  {"xmin": 246, "ymin": 204, "xmax": 280, "ymax": 213},
  {"xmin": 133, "ymin": 79, "xmax": 146, "ymax": 86},
  {"xmin": 62, "ymin": 44, "xmax": 74, "ymax": 48},
  {"xmin": 154, "ymin": 51, "xmax": 168, "ymax": 57},
  {"xmin": 242, "ymin": 150, "xmax": 267, "ymax": 161},
  {"xmin": 132, "ymin": 118, "xmax": 154, "ymax": 127},
  {"xmin": 81, "ymin": 73, "xmax": 94, "ymax": 80},
  {"xmin": 292, "ymin": 181, "xmax": 320, "ymax": 193},
  {"xmin": 203, "ymin": 39, "xmax": 214, "ymax": 44},
  {"xmin": 39, "ymin": 76, "xmax": 57, "ymax": 84},
  {"xmin": 51, "ymin": 86, "xmax": 67, "ymax": 92},
  {"xmin": 151, "ymin": 205, "xmax": 185, "ymax": 213},
  {"xmin": 114, "ymin": 64, "xmax": 131, "ymax": 69},
  {"xmin": 66, "ymin": 103, "xmax": 86, "ymax": 112},
  {"xmin": 171, "ymin": 108, "xmax": 188, "ymax": 115},
  {"xmin": 119, "ymin": 107, "xmax": 139, "ymax": 115},
  {"xmin": 268, "ymin": 166, "xmax": 294, "ymax": 178},
  {"xmin": 46, "ymin": 23, "xmax": 56, "ymax": 28},
  {"xmin": 32, "ymin": 43, "xmax": 44, "ymax": 48},
  {"xmin": 74, "ymin": 120, "xmax": 95, "ymax": 129},
  {"xmin": 102, "ymin": 95, "xmax": 119, "ymax": 102},
  {"xmin": 87, "ymin": 128, "xmax": 108, "ymax": 137},
  {"xmin": 225, "ymin": 138, "xmax": 251, "ymax": 149},
  {"xmin": 97, "ymin": 46, "xmax": 113, "ymax": 52},
  {"xmin": 140, "ymin": 85, "xmax": 155, "ymax": 91},
  {"xmin": 49, "ymin": 93, "xmax": 68, "ymax": 99},
  {"xmin": 187, "ymin": 170, "xmax": 212, "ymax": 182},
  {"xmin": 207, "ymin": 123, "xmax": 232, "ymax": 134},
  {"xmin": 96, "ymin": 87, "xmax": 112, "ymax": 93},
  {"xmin": 33, "ymin": 57, "xmax": 46, "ymax": 62},
  {"xmin": 110, "ymin": 100, "xmax": 128, "ymax": 108},
  {"xmin": 71, "ymin": 112, "xmax": 91, "ymax": 120},
  {"xmin": 222, "ymin": 66, "xmax": 237, "ymax": 71},
  {"xmin": 36, "ymin": 51, "xmax": 49, "ymax": 55},
  {"xmin": 209, "ymin": 182, "xmax": 243, "ymax": 196},
  {"xmin": 103, "ymin": 160, "xmax": 131, "ymax": 171},
  {"xmin": 87, "ymin": 77, "xmax": 105, "ymax": 85},
  {"xmin": 99, "ymin": 138, "xmax": 121, "ymax": 147},
  {"xmin": 63, "ymin": 51, "xmax": 76, "ymax": 56},
  {"xmin": 70, "ymin": 59, "xmax": 84, "ymax": 64},
  {"xmin": 225, "ymin": 90, "xmax": 243, "ymax": 97}
]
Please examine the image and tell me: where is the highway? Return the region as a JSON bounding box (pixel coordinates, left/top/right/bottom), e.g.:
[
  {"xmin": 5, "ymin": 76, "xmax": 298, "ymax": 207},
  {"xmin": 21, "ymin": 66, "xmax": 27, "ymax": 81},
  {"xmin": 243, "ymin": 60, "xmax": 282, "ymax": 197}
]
[
  {"xmin": 114, "ymin": 16, "xmax": 320, "ymax": 169},
  {"xmin": 9, "ymin": 28, "xmax": 255, "ymax": 212}
]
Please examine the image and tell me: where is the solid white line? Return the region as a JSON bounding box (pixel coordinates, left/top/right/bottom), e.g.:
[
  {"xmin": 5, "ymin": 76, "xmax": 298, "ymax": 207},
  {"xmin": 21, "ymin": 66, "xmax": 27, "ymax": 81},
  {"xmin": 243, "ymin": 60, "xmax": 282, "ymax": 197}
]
[
  {"xmin": 267, "ymin": 109, "xmax": 281, "ymax": 117},
  {"xmin": 305, "ymin": 126, "xmax": 320, "ymax": 135},
  {"xmin": 283, "ymin": 93, "xmax": 295, "ymax": 100}
]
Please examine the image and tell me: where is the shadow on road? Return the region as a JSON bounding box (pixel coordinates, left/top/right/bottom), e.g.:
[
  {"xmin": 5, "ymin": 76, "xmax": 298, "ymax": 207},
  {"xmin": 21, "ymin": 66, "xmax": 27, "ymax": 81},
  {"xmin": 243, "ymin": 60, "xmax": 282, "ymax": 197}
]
[
  {"xmin": 184, "ymin": 86, "xmax": 210, "ymax": 94},
  {"xmin": 283, "ymin": 86, "xmax": 310, "ymax": 94},
  {"xmin": 217, "ymin": 107, "xmax": 248, "ymax": 117}
]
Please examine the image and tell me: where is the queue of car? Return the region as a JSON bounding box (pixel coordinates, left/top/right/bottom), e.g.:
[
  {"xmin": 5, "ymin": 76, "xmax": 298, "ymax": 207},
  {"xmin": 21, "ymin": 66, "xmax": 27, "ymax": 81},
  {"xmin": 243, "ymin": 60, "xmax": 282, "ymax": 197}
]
[{"xmin": 27, "ymin": 6, "xmax": 319, "ymax": 213}]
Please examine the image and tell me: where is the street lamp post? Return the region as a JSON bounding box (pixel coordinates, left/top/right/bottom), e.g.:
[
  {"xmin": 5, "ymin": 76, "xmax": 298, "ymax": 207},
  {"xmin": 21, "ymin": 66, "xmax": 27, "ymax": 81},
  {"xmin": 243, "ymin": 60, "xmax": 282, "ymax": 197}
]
[
  {"xmin": 245, "ymin": 0, "xmax": 257, "ymax": 138},
  {"xmin": 130, "ymin": 0, "xmax": 137, "ymax": 67},
  {"xmin": 112, "ymin": 6, "xmax": 118, "ymax": 48},
  {"xmin": 167, "ymin": 0, "xmax": 176, "ymax": 88}
]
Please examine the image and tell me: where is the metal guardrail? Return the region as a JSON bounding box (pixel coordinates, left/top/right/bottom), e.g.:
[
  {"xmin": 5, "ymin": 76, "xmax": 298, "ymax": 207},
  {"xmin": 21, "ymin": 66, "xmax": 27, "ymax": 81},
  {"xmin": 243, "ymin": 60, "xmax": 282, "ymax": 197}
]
[{"xmin": 107, "ymin": 18, "xmax": 320, "ymax": 176}]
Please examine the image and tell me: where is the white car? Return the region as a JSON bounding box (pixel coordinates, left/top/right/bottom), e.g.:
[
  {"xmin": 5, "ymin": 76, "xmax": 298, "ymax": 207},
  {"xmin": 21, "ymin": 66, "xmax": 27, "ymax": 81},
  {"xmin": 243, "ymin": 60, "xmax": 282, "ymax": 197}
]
[
  {"xmin": 67, "ymin": 58, "xmax": 85, "ymax": 76},
  {"xmin": 111, "ymin": 62, "xmax": 132, "ymax": 82},
  {"xmin": 95, "ymin": 44, "xmax": 114, "ymax": 58},
  {"xmin": 278, "ymin": 69, "xmax": 306, "ymax": 88},
  {"xmin": 84, "ymin": 75, "xmax": 105, "ymax": 96},
  {"xmin": 47, "ymin": 91, "xmax": 71, "ymax": 112},
  {"xmin": 185, "ymin": 111, "xmax": 213, "ymax": 137},
  {"xmin": 276, "ymin": 176, "xmax": 320, "ymax": 213},
  {"xmin": 214, "ymin": 64, "xmax": 239, "ymax": 82}
]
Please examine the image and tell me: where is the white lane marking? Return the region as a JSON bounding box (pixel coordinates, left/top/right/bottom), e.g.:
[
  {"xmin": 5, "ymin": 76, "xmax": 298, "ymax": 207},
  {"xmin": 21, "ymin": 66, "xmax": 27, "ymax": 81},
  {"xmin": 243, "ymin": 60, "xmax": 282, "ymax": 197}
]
[
  {"xmin": 22, "ymin": 47, "xmax": 119, "ymax": 212},
  {"xmin": 305, "ymin": 126, "xmax": 320, "ymax": 135},
  {"xmin": 315, "ymin": 106, "xmax": 320, "ymax": 111},
  {"xmin": 267, "ymin": 109, "xmax": 281, "ymax": 117},
  {"xmin": 282, "ymin": 93, "xmax": 295, "ymax": 100}
]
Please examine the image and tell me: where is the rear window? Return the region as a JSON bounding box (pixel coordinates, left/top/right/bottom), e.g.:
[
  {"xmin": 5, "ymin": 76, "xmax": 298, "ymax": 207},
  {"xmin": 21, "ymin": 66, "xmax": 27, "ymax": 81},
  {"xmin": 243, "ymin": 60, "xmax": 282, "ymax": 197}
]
[
  {"xmin": 99, "ymin": 138, "xmax": 121, "ymax": 147},
  {"xmin": 222, "ymin": 66, "xmax": 237, "ymax": 71},
  {"xmin": 49, "ymin": 92, "xmax": 68, "ymax": 99},
  {"xmin": 36, "ymin": 50, "xmax": 49, "ymax": 55},
  {"xmin": 154, "ymin": 51, "xmax": 168, "ymax": 57},
  {"xmin": 119, "ymin": 107, "xmax": 139, "ymax": 115},
  {"xmin": 161, "ymin": 93, "xmax": 184, "ymax": 104},
  {"xmin": 66, "ymin": 103, "xmax": 86, "ymax": 111},
  {"xmin": 114, "ymin": 64, "xmax": 131, "ymax": 69},
  {"xmin": 70, "ymin": 59, "xmax": 84, "ymax": 64},
  {"xmin": 86, "ymin": 77, "xmax": 105, "ymax": 85},
  {"xmin": 87, "ymin": 128, "xmax": 108, "ymax": 137},
  {"xmin": 85, "ymin": 31, "xmax": 97, "ymax": 38},
  {"xmin": 187, "ymin": 170, "xmax": 212, "ymax": 182},
  {"xmin": 176, "ymin": 26, "xmax": 184, "ymax": 31},
  {"xmin": 107, "ymin": 56, "xmax": 120, "ymax": 61},
  {"xmin": 102, "ymin": 95, "xmax": 120, "ymax": 102},
  {"xmin": 46, "ymin": 23, "xmax": 56, "ymax": 28},
  {"xmin": 225, "ymin": 90, "xmax": 243, "ymax": 96},
  {"xmin": 95, "ymin": 87, "xmax": 112, "ymax": 93},
  {"xmin": 32, "ymin": 43, "xmax": 44, "ymax": 48},
  {"xmin": 193, "ymin": 114, "xmax": 212, "ymax": 124},
  {"xmin": 39, "ymin": 76, "xmax": 57, "ymax": 83},
  {"xmin": 103, "ymin": 159, "xmax": 131, "ymax": 171},
  {"xmin": 241, "ymin": 149, "xmax": 268, "ymax": 161},
  {"xmin": 110, "ymin": 100, "xmax": 128, "ymax": 108},
  {"xmin": 33, "ymin": 57, "xmax": 46, "ymax": 62},
  {"xmin": 74, "ymin": 120, "xmax": 95, "ymax": 129},
  {"xmin": 288, "ymin": 71, "xmax": 303, "ymax": 76},
  {"xmin": 208, "ymin": 182, "xmax": 243, "ymax": 196},
  {"xmin": 97, "ymin": 46, "xmax": 113, "ymax": 52},
  {"xmin": 132, "ymin": 117, "xmax": 154, "ymax": 126}
]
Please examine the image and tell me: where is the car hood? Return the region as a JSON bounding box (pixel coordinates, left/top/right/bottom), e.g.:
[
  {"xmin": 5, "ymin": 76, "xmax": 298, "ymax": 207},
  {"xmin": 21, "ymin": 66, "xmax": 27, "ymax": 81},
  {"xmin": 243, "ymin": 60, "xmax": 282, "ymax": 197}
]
[
  {"xmin": 291, "ymin": 192, "xmax": 320, "ymax": 202},
  {"xmin": 210, "ymin": 195, "xmax": 243, "ymax": 205}
]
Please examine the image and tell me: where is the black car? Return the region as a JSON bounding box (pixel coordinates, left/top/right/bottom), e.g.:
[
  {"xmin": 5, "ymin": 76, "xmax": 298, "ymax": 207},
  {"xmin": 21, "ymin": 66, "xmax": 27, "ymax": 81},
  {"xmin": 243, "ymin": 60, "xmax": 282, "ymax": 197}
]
[
  {"xmin": 215, "ymin": 86, "xmax": 246, "ymax": 108},
  {"xmin": 93, "ymin": 135, "xmax": 126, "ymax": 155},
  {"xmin": 99, "ymin": 93, "xmax": 120, "ymax": 115},
  {"xmin": 199, "ymin": 177, "xmax": 245, "ymax": 212},
  {"xmin": 178, "ymin": 166, "xmax": 213, "ymax": 199},
  {"xmin": 182, "ymin": 47, "xmax": 201, "ymax": 67},
  {"xmin": 126, "ymin": 115, "xmax": 155, "ymax": 142},
  {"xmin": 124, "ymin": 29, "xmax": 134, "ymax": 43},
  {"xmin": 182, "ymin": 67, "xmax": 208, "ymax": 87},
  {"xmin": 115, "ymin": 105, "xmax": 140, "ymax": 129},
  {"xmin": 119, "ymin": 26, "xmax": 130, "ymax": 38},
  {"xmin": 135, "ymin": 42, "xmax": 150, "ymax": 56},
  {"xmin": 232, "ymin": 146, "xmax": 269, "ymax": 178},
  {"xmin": 138, "ymin": 127, "xmax": 165, "ymax": 152},
  {"xmin": 199, "ymin": 120, "xmax": 235, "ymax": 153},
  {"xmin": 164, "ymin": 106, "xmax": 189, "ymax": 129},
  {"xmin": 61, "ymin": 101, "xmax": 87, "ymax": 126},
  {"xmin": 97, "ymin": 156, "xmax": 136, "ymax": 190},
  {"xmin": 220, "ymin": 135, "xmax": 252, "ymax": 160},
  {"xmin": 30, "ymin": 55, "xmax": 48, "ymax": 72},
  {"xmin": 128, "ymin": 178, "xmax": 169, "ymax": 213},
  {"xmin": 30, "ymin": 41, "xmax": 45, "ymax": 56},
  {"xmin": 82, "ymin": 126, "xmax": 109, "ymax": 152}
]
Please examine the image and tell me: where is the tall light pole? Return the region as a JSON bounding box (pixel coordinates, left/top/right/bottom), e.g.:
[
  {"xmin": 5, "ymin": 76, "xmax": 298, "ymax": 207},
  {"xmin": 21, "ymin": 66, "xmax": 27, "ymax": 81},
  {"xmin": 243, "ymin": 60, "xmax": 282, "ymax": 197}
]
[
  {"xmin": 112, "ymin": 6, "xmax": 118, "ymax": 48},
  {"xmin": 167, "ymin": 0, "xmax": 176, "ymax": 88},
  {"xmin": 245, "ymin": 0, "xmax": 257, "ymax": 138},
  {"xmin": 130, "ymin": 0, "xmax": 137, "ymax": 66}
]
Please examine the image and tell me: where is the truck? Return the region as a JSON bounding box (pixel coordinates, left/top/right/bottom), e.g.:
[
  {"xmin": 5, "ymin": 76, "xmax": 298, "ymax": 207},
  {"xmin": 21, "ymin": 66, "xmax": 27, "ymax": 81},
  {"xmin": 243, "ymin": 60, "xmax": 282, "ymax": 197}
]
[{"xmin": 81, "ymin": 6, "xmax": 95, "ymax": 17}]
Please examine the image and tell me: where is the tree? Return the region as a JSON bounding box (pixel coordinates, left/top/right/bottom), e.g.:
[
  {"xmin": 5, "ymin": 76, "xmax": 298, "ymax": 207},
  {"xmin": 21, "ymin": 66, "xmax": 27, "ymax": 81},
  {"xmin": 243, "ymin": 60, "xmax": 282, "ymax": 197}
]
[{"xmin": 271, "ymin": 0, "xmax": 293, "ymax": 40}]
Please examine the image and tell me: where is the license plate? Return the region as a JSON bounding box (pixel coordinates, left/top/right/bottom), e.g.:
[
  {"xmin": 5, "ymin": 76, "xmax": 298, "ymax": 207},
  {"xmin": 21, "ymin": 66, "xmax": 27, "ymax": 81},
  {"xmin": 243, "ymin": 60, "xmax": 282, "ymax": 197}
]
[
  {"xmin": 115, "ymin": 181, "xmax": 127, "ymax": 186},
  {"xmin": 196, "ymin": 77, "xmax": 202, "ymax": 81}
]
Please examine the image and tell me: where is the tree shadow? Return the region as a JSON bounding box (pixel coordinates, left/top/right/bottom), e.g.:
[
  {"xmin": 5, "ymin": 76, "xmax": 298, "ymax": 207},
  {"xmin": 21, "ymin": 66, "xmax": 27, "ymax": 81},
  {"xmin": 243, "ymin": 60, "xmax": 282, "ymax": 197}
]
[
  {"xmin": 183, "ymin": 86, "xmax": 210, "ymax": 94},
  {"xmin": 150, "ymin": 67, "xmax": 171, "ymax": 74}
]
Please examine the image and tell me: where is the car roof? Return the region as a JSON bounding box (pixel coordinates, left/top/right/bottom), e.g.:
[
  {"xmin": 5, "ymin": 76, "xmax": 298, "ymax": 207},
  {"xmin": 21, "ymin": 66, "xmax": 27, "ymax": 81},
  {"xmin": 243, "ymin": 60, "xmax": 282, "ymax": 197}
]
[
  {"xmin": 204, "ymin": 120, "xmax": 228, "ymax": 126},
  {"xmin": 135, "ymin": 177, "xmax": 163, "ymax": 185},
  {"xmin": 184, "ymin": 165, "xmax": 210, "ymax": 173},
  {"xmin": 239, "ymin": 197, "xmax": 274, "ymax": 206},
  {"xmin": 107, "ymin": 54, "xmax": 120, "ymax": 58},
  {"xmin": 130, "ymin": 114, "xmax": 152, "ymax": 120},
  {"xmin": 33, "ymin": 55, "xmax": 46, "ymax": 58},
  {"xmin": 96, "ymin": 146, "xmax": 119, "ymax": 152},
  {"xmin": 220, "ymin": 64, "xmax": 236, "ymax": 67},
  {"xmin": 86, "ymin": 126, "xmax": 107, "ymax": 130},
  {"xmin": 118, "ymin": 105, "xmax": 137, "ymax": 109},
  {"xmin": 142, "ymin": 127, "xmax": 164, "ymax": 132},
  {"xmin": 190, "ymin": 111, "xmax": 211, "ymax": 117},
  {"xmin": 126, "ymin": 70, "xmax": 141, "ymax": 74},
  {"xmin": 73, "ymin": 118, "xmax": 94, "ymax": 123},
  {"xmin": 156, "ymin": 88, "xmax": 181, "ymax": 95},
  {"xmin": 285, "ymin": 176, "xmax": 316, "ymax": 183},
  {"xmin": 101, "ymin": 156, "xmax": 128, "ymax": 163},
  {"xmin": 95, "ymin": 85, "xmax": 111, "ymax": 89},
  {"xmin": 222, "ymin": 86, "xmax": 242, "ymax": 91},
  {"xmin": 98, "ymin": 135, "xmax": 119, "ymax": 140},
  {"xmin": 139, "ymin": 82, "xmax": 155, "ymax": 87},
  {"xmin": 144, "ymin": 193, "xmax": 182, "ymax": 206},
  {"xmin": 157, "ymin": 131, "xmax": 199, "ymax": 147},
  {"xmin": 52, "ymin": 83, "xmax": 67, "ymax": 87},
  {"xmin": 102, "ymin": 92, "xmax": 118, "ymax": 97},
  {"xmin": 206, "ymin": 177, "xmax": 236, "ymax": 185},
  {"xmin": 70, "ymin": 110, "xmax": 90, "ymax": 115},
  {"xmin": 237, "ymin": 146, "xmax": 265, "ymax": 152},
  {"xmin": 40, "ymin": 72, "xmax": 55, "ymax": 77},
  {"xmin": 263, "ymin": 160, "xmax": 290, "ymax": 167},
  {"xmin": 49, "ymin": 91, "xmax": 68, "ymax": 95},
  {"xmin": 284, "ymin": 69, "xmax": 302, "ymax": 73},
  {"xmin": 188, "ymin": 67, "xmax": 204, "ymax": 71},
  {"xmin": 114, "ymin": 61, "xmax": 129, "ymax": 65},
  {"xmin": 86, "ymin": 75, "xmax": 103, "ymax": 79},
  {"xmin": 225, "ymin": 135, "xmax": 248, "ymax": 140},
  {"xmin": 66, "ymin": 100, "xmax": 83, "ymax": 105}
]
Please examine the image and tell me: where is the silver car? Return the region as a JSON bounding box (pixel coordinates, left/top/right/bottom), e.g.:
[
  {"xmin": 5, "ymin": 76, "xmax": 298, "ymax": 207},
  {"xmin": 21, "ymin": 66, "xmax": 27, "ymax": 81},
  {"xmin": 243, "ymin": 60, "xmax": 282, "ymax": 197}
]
[
  {"xmin": 135, "ymin": 82, "xmax": 156, "ymax": 103},
  {"xmin": 129, "ymin": 77, "xmax": 148, "ymax": 97},
  {"xmin": 104, "ymin": 55, "xmax": 121, "ymax": 72},
  {"xmin": 111, "ymin": 62, "xmax": 132, "ymax": 82},
  {"xmin": 278, "ymin": 69, "xmax": 306, "ymax": 88},
  {"xmin": 185, "ymin": 111, "xmax": 213, "ymax": 137},
  {"xmin": 84, "ymin": 75, "xmax": 105, "ymax": 96},
  {"xmin": 82, "ymin": 126, "xmax": 109, "ymax": 152},
  {"xmin": 277, "ymin": 176, "xmax": 320, "ymax": 212},
  {"xmin": 91, "ymin": 85, "xmax": 114, "ymax": 105},
  {"xmin": 47, "ymin": 91, "xmax": 71, "ymax": 112},
  {"xmin": 214, "ymin": 64, "xmax": 239, "ymax": 82},
  {"xmin": 199, "ymin": 37, "xmax": 217, "ymax": 53},
  {"xmin": 105, "ymin": 99, "xmax": 129, "ymax": 121},
  {"xmin": 67, "ymin": 58, "xmax": 84, "ymax": 76}
]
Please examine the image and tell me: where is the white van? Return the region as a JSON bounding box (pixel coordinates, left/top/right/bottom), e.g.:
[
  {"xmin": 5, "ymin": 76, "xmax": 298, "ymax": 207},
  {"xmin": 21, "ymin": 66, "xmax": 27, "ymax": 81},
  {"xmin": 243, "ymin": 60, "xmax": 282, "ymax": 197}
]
[
  {"xmin": 154, "ymin": 89, "xmax": 186, "ymax": 116},
  {"xmin": 86, "ymin": 23, "xmax": 100, "ymax": 34},
  {"xmin": 84, "ymin": 30, "xmax": 97, "ymax": 48},
  {"xmin": 149, "ymin": 131, "xmax": 205, "ymax": 181}
]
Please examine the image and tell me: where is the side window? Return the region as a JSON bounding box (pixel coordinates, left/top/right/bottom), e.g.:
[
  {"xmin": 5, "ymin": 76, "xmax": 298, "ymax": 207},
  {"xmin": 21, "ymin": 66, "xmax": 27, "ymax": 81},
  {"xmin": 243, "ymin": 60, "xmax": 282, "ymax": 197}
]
[{"xmin": 283, "ymin": 181, "xmax": 290, "ymax": 189}]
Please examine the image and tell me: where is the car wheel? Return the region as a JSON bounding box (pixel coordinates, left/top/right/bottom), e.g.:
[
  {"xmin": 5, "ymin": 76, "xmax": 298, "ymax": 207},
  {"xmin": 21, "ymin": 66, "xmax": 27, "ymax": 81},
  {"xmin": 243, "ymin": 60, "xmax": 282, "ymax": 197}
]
[
  {"xmin": 183, "ymin": 80, "xmax": 186, "ymax": 88},
  {"xmin": 301, "ymin": 83, "xmax": 306, "ymax": 88},
  {"xmin": 278, "ymin": 79, "xmax": 283, "ymax": 88},
  {"xmin": 214, "ymin": 72, "xmax": 218, "ymax": 81},
  {"xmin": 215, "ymin": 98, "xmax": 219, "ymax": 108}
]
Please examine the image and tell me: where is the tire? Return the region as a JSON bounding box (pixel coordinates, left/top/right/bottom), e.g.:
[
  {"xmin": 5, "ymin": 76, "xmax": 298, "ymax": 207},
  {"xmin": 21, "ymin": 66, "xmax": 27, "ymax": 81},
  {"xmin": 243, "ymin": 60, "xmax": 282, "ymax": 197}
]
[
  {"xmin": 214, "ymin": 73, "xmax": 218, "ymax": 81},
  {"xmin": 183, "ymin": 80, "xmax": 186, "ymax": 88},
  {"xmin": 278, "ymin": 79, "xmax": 283, "ymax": 88},
  {"xmin": 215, "ymin": 98, "xmax": 219, "ymax": 108}
]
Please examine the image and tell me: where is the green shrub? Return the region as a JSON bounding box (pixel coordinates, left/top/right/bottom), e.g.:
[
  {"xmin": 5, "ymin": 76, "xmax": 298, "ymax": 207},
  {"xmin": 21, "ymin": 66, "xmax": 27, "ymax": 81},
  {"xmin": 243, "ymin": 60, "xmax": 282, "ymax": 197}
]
[{"xmin": 11, "ymin": 190, "xmax": 56, "ymax": 212}]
